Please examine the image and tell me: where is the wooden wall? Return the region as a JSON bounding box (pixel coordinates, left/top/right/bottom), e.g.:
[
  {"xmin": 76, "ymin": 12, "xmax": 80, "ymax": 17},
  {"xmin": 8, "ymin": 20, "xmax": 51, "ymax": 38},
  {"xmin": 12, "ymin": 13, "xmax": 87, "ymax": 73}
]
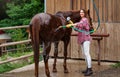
[
  {"xmin": 46, "ymin": 0, "xmax": 71, "ymax": 14},
  {"xmin": 70, "ymin": 23, "xmax": 120, "ymax": 61},
  {"xmin": 46, "ymin": 0, "xmax": 120, "ymax": 61},
  {"xmin": 46, "ymin": 0, "xmax": 120, "ymax": 23}
]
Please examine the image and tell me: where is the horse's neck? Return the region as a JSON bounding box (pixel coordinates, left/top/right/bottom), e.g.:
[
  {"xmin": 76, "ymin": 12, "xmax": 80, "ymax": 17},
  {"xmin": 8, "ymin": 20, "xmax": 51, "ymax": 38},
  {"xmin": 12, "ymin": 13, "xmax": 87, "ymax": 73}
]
[{"xmin": 55, "ymin": 14, "xmax": 66, "ymax": 25}]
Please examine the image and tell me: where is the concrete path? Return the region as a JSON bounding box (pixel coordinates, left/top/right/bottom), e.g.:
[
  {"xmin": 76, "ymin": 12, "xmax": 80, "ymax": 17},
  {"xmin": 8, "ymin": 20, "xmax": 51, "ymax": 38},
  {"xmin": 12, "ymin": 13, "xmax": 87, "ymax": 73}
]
[{"xmin": 0, "ymin": 59, "xmax": 113, "ymax": 77}]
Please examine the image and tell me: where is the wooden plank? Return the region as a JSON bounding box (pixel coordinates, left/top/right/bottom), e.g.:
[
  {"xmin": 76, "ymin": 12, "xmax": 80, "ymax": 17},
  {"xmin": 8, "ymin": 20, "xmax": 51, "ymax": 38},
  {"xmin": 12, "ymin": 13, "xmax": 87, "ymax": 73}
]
[
  {"xmin": 113, "ymin": 0, "xmax": 117, "ymax": 22},
  {"xmin": 50, "ymin": 41, "xmax": 71, "ymax": 58},
  {"xmin": 99, "ymin": 0, "xmax": 103, "ymax": 22},
  {"xmin": 104, "ymin": 23, "xmax": 118, "ymax": 61},
  {"xmin": 86, "ymin": 0, "xmax": 90, "ymax": 10},
  {"xmin": 0, "ymin": 39, "xmax": 31, "ymax": 47},
  {"xmin": 108, "ymin": 0, "xmax": 113, "ymax": 22},
  {"xmin": 116, "ymin": 0, "xmax": 120, "ymax": 22},
  {"xmin": 77, "ymin": 0, "xmax": 81, "ymax": 10},
  {"xmin": 0, "ymin": 25, "xmax": 28, "ymax": 30},
  {"xmin": 57, "ymin": 41, "xmax": 71, "ymax": 57},
  {"xmin": 90, "ymin": 0, "xmax": 94, "ymax": 22},
  {"xmin": 103, "ymin": 0, "xmax": 108, "ymax": 22},
  {"xmin": 116, "ymin": 24, "xmax": 120, "ymax": 61},
  {"xmin": 71, "ymin": 30, "xmax": 83, "ymax": 58},
  {"xmin": 71, "ymin": 36, "xmax": 82, "ymax": 58},
  {"xmin": 73, "ymin": 0, "xmax": 77, "ymax": 10},
  {"xmin": 46, "ymin": 0, "xmax": 55, "ymax": 14},
  {"xmin": 81, "ymin": 0, "xmax": 86, "ymax": 9},
  {"xmin": 0, "ymin": 53, "xmax": 33, "ymax": 64},
  {"xmin": 99, "ymin": 23, "xmax": 105, "ymax": 60},
  {"xmin": 91, "ymin": 23, "xmax": 106, "ymax": 60},
  {"xmin": 94, "ymin": 0, "xmax": 99, "ymax": 22},
  {"xmin": 54, "ymin": 0, "xmax": 71, "ymax": 12},
  {"xmin": 90, "ymin": 39, "xmax": 98, "ymax": 59}
]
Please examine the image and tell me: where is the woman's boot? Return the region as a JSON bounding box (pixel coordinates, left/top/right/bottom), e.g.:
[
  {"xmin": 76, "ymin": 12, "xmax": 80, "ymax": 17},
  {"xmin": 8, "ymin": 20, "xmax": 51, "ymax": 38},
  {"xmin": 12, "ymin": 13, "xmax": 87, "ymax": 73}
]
[{"xmin": 84, "ymin": 68, "xmax": 93, "ymax": 76}]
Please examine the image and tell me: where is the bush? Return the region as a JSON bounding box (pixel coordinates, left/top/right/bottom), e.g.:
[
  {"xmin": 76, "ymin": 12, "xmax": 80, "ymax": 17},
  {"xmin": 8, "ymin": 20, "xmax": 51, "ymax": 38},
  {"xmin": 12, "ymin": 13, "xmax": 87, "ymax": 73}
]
[
  {"xmin": 0, "ymin": 0, "xmax": 44, "ymax": 27},
  {"xmin": 112, "ymin": 62, "xmax": 120, "ymax": 68}
]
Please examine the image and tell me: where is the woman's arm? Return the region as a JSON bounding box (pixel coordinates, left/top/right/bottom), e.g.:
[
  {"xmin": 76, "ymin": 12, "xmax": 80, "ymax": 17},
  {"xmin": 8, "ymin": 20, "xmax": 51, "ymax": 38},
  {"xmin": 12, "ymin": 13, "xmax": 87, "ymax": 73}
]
[{"xmin": 79, "ymin": 18, "xmax": 89, "ymax": 31}]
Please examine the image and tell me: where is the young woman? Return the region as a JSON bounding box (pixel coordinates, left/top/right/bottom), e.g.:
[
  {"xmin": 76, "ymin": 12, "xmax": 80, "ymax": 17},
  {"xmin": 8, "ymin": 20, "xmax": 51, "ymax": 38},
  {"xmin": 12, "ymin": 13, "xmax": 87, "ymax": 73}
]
[{"xmin": 73, "ymin": 9, "xmax": 93, "ymax": 76}]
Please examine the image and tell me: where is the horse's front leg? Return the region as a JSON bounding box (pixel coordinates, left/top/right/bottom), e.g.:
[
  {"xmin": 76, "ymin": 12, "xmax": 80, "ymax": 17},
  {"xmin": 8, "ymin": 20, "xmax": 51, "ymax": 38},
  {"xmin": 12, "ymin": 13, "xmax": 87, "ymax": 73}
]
[
  {"xmin": 63, "ymin": 36, "xmax": 70, "ymax": 73},
  {"xmin": 53, "ymin": 42, "xmax": 59, "ymax": 72},
  {"xmin": 43, "ymin": 42, "xmax": 51, "ymax": 77}
]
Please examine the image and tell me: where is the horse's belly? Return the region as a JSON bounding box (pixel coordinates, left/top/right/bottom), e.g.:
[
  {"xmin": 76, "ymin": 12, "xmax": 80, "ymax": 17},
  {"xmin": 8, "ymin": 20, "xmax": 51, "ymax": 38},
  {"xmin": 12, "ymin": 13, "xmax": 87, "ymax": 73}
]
[{"xmin": 40, "ymin": 30, "xmax": 65, "ymax": 42}]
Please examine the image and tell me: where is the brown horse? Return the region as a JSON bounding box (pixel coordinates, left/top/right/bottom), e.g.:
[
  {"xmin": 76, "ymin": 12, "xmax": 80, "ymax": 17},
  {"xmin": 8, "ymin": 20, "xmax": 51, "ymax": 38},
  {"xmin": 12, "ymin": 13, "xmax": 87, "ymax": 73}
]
[{"xmin": 29, "ymin": 10, "xmax": 91, "ymax": 77}]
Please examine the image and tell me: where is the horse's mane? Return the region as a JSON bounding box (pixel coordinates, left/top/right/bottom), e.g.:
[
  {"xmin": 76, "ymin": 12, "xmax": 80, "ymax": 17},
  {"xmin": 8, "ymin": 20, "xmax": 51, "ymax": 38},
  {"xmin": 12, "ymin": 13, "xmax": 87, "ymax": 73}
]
[{"xmin": 55, "ymin": 10, "xmax": 80, "ymax": 17}]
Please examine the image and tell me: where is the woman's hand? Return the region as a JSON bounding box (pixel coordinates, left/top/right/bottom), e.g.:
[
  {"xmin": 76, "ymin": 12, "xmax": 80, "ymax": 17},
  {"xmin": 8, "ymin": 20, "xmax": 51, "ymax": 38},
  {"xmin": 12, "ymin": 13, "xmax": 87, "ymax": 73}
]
[{"xmin": 72, "ymin": 23, "xmax": 77, "ymax": 26}]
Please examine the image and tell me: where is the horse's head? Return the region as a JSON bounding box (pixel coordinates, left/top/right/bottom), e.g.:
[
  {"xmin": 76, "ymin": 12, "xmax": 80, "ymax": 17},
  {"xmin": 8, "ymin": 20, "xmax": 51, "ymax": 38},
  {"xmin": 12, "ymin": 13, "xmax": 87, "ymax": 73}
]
[
  {"xmin": 55, "ymin": 9, "xmax": 92, "ymax": 25},
  {"xmin": 55, "ymin": 10, "xmax": 80, "ymax": 24}
]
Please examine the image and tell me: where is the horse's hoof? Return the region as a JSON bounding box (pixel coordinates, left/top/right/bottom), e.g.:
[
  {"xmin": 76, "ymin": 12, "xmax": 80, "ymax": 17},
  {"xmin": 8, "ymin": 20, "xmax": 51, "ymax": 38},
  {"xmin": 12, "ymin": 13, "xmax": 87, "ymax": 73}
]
[
  {"xmin": 64, "ymin": 69, "xmax": 69, "ymax": 73},
  {"xmin": 52, "ymin": 68, "xmax": 57, "ymax": 73}
]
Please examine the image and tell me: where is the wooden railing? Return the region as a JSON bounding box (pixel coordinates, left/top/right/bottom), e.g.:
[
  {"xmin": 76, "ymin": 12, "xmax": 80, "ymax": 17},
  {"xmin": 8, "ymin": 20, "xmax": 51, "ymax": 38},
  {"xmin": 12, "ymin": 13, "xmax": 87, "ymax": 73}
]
[{"xmin": 0, "ymin": 25, "xmax": 34, "ymax": 64}]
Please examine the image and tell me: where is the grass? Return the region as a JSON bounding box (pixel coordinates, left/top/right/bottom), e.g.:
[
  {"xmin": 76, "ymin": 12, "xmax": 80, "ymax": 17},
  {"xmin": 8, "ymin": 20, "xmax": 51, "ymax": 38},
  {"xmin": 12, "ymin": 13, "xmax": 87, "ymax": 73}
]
[
  {"xmin": 0, "ymin": 57, "xmax": 33, "ymax": 73},
  {"xmin": 111, "ymin": 62, "xmax": 120, "ymax": 68},
  {"xmin": 0, "ymin": 51, "xmax": 32, "ymax": 61},
  {"xmin": 0, "ymin": 48, "xmax": 43, "ymax": 74}
]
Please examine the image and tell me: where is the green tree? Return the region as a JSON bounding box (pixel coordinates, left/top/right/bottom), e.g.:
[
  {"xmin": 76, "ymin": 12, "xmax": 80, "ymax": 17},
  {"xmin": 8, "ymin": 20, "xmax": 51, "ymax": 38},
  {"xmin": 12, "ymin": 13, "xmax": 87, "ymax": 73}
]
[
  {"xmin": 0, "ymin": 0, "xmax": 44, "ymax": 52},
  {"xmin": 0, "ymin": 0, "xmax": 44, "ymax": 27},
  {"xmin": 0, "ymin": 0, "xmax": 9, "ymax": 20}
]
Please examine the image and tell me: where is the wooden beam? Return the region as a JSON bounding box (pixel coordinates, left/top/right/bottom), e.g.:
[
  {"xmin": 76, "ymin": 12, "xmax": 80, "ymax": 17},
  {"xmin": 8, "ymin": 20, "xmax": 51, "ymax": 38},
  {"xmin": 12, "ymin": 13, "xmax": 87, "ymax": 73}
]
[
  {"xmin": 0, "ymin": 25, "xmax": 29, "ymax": 30},
  {"xmin": 0, "ymin": 54, "xmax": 33, "ymax": 65},
  {"xmin": 71, "ymin": 33, "xmax": 110, "ymax": 37},
  {"xmin": 0, "ymin": 39, "xmax": 31, "ymax": 47}
]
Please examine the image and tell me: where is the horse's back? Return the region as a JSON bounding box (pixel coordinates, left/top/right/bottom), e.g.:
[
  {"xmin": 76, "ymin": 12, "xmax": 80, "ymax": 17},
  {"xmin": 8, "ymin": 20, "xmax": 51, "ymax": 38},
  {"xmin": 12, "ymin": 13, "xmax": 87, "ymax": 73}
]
[{"xmin": 30, "ymin": 13, "xmax": 53, "ymax": 26}]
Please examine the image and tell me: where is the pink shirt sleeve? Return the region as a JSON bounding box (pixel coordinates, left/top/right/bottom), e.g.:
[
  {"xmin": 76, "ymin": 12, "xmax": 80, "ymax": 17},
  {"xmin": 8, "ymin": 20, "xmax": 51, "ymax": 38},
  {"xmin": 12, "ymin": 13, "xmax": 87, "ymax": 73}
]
[{"xmin": 76, "ymin": 18, "xmax": 90, "ymax": 31}]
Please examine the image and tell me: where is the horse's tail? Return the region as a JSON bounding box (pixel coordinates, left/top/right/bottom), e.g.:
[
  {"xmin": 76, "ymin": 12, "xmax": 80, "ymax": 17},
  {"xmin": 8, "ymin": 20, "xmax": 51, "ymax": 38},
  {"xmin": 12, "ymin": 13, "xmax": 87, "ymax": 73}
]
[{"xmin": 29, "ymin": 17, "xmax": 41, "ymax": 77}]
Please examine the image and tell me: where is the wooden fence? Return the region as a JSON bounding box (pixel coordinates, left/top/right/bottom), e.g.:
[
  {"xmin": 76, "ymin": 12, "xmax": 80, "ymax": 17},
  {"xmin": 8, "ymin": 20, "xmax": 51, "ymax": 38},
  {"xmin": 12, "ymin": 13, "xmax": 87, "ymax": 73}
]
[
  {"xmin": 46, "ymin": 0, "xmax": 120, "ymax": 61},
  {"xmin": 0, "ymin": 26, "xmax": 34, "ymax": 64}
]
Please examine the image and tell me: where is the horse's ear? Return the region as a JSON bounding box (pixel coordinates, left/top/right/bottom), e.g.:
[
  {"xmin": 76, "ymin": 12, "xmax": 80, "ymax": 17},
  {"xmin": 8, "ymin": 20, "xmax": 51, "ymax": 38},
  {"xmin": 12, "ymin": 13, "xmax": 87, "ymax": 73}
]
[{"xmin": 87, "ymin": 9, "xmax": 90, "ymax": 16}]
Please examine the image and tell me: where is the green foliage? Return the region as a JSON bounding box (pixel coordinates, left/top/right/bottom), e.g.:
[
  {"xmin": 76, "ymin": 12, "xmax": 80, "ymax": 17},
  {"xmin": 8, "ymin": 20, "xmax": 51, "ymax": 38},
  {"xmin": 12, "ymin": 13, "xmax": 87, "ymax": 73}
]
[
  {"xmin": 0, "ymin": 58, "xmax": 33, "ymax": 73},
  {"xmin": 0, "ymin": 0, "xmax": 44, "ymax": 27},
  {"xmin": 5, "ymin": 29, "xmax": 28, "ymax": 53},
  {"xmin": 111, "ymin": 62, "xmax": 120, "ymax": 68},
  {"xmin": 0, "ymin": 51, "xmax": 43, "ymax": 73},
  {"xmin": 0, "ymin": 0, "xmax": 44, "ymax": 73}
]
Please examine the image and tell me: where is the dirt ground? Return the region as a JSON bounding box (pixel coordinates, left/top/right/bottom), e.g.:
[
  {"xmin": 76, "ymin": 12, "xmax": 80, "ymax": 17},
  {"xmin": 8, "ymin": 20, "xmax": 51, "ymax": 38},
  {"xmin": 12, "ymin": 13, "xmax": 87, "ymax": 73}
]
[
  {"xmin": 92, "ymin": 67, "xmax": 120, "ymax": 77},
  {"xmin": 0, "ymin": 59, "xmax": 119, "ymax": 77}
]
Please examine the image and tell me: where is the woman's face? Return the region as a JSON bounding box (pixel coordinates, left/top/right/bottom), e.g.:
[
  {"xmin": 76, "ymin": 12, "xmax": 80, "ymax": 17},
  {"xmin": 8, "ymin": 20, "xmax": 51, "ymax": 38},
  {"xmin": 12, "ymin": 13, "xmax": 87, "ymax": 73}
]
[{"xmin": 80, "ymin": 10, "xmax": 85, "ymax": 18}]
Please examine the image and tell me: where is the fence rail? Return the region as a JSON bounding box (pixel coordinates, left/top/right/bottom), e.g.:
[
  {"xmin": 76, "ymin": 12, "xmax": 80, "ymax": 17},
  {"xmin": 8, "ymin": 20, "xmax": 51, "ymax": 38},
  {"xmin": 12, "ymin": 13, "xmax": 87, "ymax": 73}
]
[
  {"xmin": 0, "ymin": 39, "xmax": 31, "ymax": 47},
  {"xmin": 0, "ymin": 25, "xmax": 34, "ymax": 65},
  {"xmin": 0, "ymin": 25, "xmax": 29, "ymax": 30},
  {"xmin": 0, "ymin": 54, "xmax": 33, "ymax": 65}
]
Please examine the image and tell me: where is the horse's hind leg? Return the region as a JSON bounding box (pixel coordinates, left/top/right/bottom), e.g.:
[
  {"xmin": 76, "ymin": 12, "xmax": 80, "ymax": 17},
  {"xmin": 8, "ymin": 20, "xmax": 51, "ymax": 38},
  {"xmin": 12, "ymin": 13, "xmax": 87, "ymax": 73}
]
[
  {"xmin": 63, "ymin": 36, "xmax": 70, "ymax": 73},
  {"xmin": 43, "ymin": 42, "xmax": 51, "ymax": 77},
  {"xmin": 53, "ymin": 42, "xmax": 59, "ymax": 72}
]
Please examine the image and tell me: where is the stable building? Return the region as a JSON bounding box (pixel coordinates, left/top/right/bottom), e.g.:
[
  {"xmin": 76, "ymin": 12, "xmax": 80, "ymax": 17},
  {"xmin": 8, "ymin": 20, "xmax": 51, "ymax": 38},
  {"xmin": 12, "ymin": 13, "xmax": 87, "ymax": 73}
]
[{"xmin": 44, "ymin": 0, "xmax": 120, "ymax": 62}]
